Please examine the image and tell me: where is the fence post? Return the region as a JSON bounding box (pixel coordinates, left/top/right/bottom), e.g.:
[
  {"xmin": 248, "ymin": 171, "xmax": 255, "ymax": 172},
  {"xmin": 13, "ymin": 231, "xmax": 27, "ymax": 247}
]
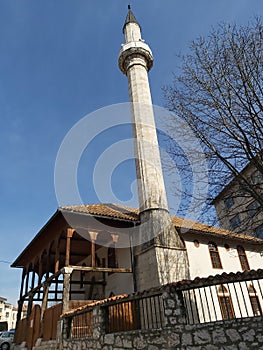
[
  {"xmin": 92, "ymin": 306, "xmax": 106, "ymax": 341},
  {"xmin": 58, "ymin": 316, "xmax": 72, "ymax": 350},
  {"xmin": 162, "ymin": 285, "xmax": 187, "ymax": 326}
]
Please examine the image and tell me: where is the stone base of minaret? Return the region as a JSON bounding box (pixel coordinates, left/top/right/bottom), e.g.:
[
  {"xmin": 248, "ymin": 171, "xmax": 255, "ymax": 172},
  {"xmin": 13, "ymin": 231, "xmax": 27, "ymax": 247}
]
[{"xmin": 133, "ymin": 209, "xmax": 190, "ymax": 291}]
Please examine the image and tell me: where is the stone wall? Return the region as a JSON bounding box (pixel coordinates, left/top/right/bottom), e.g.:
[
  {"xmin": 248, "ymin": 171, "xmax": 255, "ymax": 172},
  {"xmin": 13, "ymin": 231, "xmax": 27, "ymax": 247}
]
[
  {"xmin": 56, "ymin": 282, "xmax": 263, "ymax": 350},
  {"xmin": 28, "ymin": 271, "xmax": 263, "ymax": 350},
  {"xmin": 60, "ymin": 317, "xmax": 263, "ymax": 350}
]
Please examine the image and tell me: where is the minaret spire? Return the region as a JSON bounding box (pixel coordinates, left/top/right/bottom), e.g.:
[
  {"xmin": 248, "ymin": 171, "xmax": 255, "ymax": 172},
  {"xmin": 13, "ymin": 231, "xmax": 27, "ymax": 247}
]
[
  {"xmin": 123, "ymin": 5, "xmax": 140, "ymax": 32},
  {"xmin": 119, "ymin": 8, "xmax": 189, "ymax": 290}
]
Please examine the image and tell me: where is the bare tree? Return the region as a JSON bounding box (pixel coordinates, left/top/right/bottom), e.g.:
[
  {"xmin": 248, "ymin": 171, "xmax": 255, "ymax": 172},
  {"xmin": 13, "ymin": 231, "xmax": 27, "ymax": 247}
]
[{"xmin": 163, "ymin": 18, "xmax": 263, "ymax": 235}]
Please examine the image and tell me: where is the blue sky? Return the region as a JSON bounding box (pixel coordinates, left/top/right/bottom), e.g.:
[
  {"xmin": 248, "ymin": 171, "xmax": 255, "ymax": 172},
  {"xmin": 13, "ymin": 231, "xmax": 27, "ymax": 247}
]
[{"xmin": 0, "ymin": 0, "xmax": 262, "ymax": 305}]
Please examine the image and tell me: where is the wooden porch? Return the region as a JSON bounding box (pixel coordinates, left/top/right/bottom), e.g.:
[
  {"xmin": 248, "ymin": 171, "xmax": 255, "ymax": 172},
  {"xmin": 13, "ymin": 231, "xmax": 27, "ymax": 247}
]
[{"xmin": 12, "ymin": 206, "xmax": 136, "ymax": 349}]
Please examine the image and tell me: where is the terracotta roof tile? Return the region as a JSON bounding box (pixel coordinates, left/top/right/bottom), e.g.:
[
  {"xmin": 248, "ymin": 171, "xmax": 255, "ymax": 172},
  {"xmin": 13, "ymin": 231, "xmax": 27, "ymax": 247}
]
[
  {"xmin": 60, "ymin": 204, "xmax": 263, "ymax": 243},
  {"xmin": 171, "ymin": 216, "xmax": 262, "ymax": 243},
  {"xmin": 60, "ymin": 203, "xmax": 139, "ymax": 222},
  {"xmin": 62, "ymin": 293, "xmax": 130, "ymax": 317}
]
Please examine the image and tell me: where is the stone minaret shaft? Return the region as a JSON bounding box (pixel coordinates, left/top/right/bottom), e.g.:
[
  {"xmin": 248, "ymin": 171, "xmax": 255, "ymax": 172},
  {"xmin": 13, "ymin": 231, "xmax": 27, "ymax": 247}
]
[
  {"xmin": 119, "ymin": 7, "xmax": 189, "ymax": 290},
  {"xmin": 119, "ymin": 9, "xmax": 167, "ymax": 214}
]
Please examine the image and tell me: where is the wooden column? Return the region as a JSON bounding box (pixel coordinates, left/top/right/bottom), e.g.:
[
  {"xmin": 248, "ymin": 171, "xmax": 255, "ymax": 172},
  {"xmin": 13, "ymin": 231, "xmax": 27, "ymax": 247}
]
[
  {"xmin": 17, "ymin": 268, "xmax": 26, "ymax": 322},
  {"xmin": 65, "ymin": 228, "xmax": 74, "ymax": 267},
  {"xmin": 89, "ymin": 231, "xmax": 98, "ymax": 268},
  {"xmin": 111, "ymin": 234, "xmax": 119, "ymax": 268},
  {"xmin": 38, "ymin": 262, "xmax": 43, "ymax": 300},
  {"xmin": 27, "ymin": 293, "xmax": 34, "ymax": 318},
  {"xmin": 19, "ymin": 268, "xmax": 26, "ymax": 300},
  {"xmin": 30, "ymin": 270, "xmax": 36, "ymax": 290},
  {"xmin": 62, "ymin": 267, "xmax": 73, "ymax": 313},
  {"xmin": 46, "ymin": 246, "xmax": 51, "ymax": 280},
  {"xmin": 16, "ymin": 300, "xmax": 24, "ymax": 323},
  {"xmin": 38, "ymin": 261, "xmax": 43, "ymax": 285},
  {"xmin": 55, "ymin": 238, "xmax": 60, "ymax": 273},
  {"xmin": 24, "ymin": 268, "xmax": 30, "ymax": 296}
]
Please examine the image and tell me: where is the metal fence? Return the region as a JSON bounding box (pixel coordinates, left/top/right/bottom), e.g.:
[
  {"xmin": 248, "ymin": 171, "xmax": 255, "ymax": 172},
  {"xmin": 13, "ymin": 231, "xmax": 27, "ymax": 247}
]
[
  {"xmin": 69, "ymin": 310, "xmax": 93, "ymax": 338},
  {"xmin": 61, "ymin": 270, "xmax": 263, "ymax": 340},
  {"xmin": 180, "ymin": 277, "xmax": 263, "ymax": 324},
  {"xmin": 105, "ymin": 292, "xmax": 164, "ymax": 333}
]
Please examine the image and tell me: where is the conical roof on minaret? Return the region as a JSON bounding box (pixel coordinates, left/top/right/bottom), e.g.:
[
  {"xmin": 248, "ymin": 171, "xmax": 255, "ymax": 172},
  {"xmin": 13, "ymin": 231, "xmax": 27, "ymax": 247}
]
[{"xmin": 123, "ymin": 5, "xmax": 141, "ymax": 33}]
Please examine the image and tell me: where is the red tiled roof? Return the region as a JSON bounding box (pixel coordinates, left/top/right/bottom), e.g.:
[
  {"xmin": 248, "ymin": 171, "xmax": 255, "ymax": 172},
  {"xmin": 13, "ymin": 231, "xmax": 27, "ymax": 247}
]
[
  {"xmin": 60, "ymin": 204, "xmax": 263, "ymax": 243},
  {"xmin": 61, "ymin": 204, "xmax": 139, "ymax": 222}
]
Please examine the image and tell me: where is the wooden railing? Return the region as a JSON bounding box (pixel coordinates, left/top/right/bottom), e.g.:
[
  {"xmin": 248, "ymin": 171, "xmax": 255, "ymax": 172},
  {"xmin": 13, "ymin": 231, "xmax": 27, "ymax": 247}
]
[
  {"xmin": 14, "ymin": 317, "xmax": 28, "ymax": 344},
  {"xmin": 14, "ymin": 300, "xmax": 90, "ymax": 349},
  {"xmin": 42, "ymin": 303, "xmax": 62, "ymax": 340}
]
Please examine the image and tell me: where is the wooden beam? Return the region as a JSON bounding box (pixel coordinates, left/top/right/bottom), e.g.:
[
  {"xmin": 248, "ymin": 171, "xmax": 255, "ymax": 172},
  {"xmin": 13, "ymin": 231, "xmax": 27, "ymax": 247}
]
[
  {"xmin": 39, "ymin": 282, "xmax": 50, "ymax": 338},
  {"xmin": 18, "ymin": 264, "xmax": 132, "ymax": 301},
  {"xmin": 40, "ymin": 283, "xmax": 50, "ymax": 320},
  {"xmin": 69, "ymin": 265, "xmax": 132, "ymax": 273},
  {"xmin": 33, "ymin": 298, "xmax": 63, "ymax": 302},
  {"xmin": 20, "ymin": 269, "xmax": 63, "ymax": 300},
  {"xmin": 70, "ymin": 280, "xmax": 105, "ymax": 285}
]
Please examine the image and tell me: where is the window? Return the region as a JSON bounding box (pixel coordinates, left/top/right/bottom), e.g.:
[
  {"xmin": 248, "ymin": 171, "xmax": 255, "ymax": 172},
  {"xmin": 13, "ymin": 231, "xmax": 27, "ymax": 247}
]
[
  {"xmin": 255, "ymin": 224, "xmax": 263, "ymax": 238},
  {"xmin": 248, "ymin": 285, "xmax": 262, "ymax": 316},
  {"xmin": 218, "ymin": 285, "xmax": 235, "ymax": 320},
  {"xmin": 208, "ymin": 242, "xmax": 222, "ymax": 269},
  {"xmin": 5, "ymin": 312, "xmax": 9, "ymax": 317},
  {"xmin": 251, "ymin": 170, "xmax": 262, "ymax": 185},
  {"xmin": 230, "ymin": 214, "xmax": 241, "ymax": 230},
  {"xmin": 224, "ymin": 197, "xmax": 234, "ymax": 209},
  {"xmin": 247, "ymin": 201, "xmax": 260, "ymax": 218},
  {"xmin": 237, "ymin": 245, "xmax": 250, "ymax": 271}
]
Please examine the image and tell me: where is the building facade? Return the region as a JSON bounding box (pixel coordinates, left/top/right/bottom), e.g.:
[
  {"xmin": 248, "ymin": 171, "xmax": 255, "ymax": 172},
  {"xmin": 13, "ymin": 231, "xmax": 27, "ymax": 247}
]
[
  {"xmin": 0, "ymin": 297, "xmax": 24, "ymax": 331},
  {"xmin": 213, "ymin": 161, "xmax": 263, "ymax": 237},
  {"xmin": 12, "ymin": 204, "xmax": 263, "ymax": 310}
]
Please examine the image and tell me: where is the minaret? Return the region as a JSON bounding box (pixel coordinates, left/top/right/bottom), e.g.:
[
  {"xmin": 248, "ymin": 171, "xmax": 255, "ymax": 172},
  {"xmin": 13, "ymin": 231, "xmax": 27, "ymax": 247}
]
[{"xmin": 119, "ymin": 6, "xmax": 189, "ymax": 290}]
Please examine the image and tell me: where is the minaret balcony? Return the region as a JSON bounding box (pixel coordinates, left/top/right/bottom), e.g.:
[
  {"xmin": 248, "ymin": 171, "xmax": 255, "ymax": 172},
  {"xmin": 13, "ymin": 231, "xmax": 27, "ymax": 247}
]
[{"xmin": 118, "ymin": 41, "xmax": 153, "ymax": 74}]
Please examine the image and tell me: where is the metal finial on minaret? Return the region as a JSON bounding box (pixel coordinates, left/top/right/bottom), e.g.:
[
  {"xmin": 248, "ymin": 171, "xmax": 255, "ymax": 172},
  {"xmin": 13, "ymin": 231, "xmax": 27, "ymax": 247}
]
[{"xmin": 119, "ymin": 9, "xmax": 189, "ymax": 290}]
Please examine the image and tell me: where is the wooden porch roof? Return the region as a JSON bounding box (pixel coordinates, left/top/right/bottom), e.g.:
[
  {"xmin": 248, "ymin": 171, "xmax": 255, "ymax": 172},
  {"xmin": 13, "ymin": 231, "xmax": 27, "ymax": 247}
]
[{"xmin": 12, "ymin": 203, "xmax": 263, "ymax": 269}]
